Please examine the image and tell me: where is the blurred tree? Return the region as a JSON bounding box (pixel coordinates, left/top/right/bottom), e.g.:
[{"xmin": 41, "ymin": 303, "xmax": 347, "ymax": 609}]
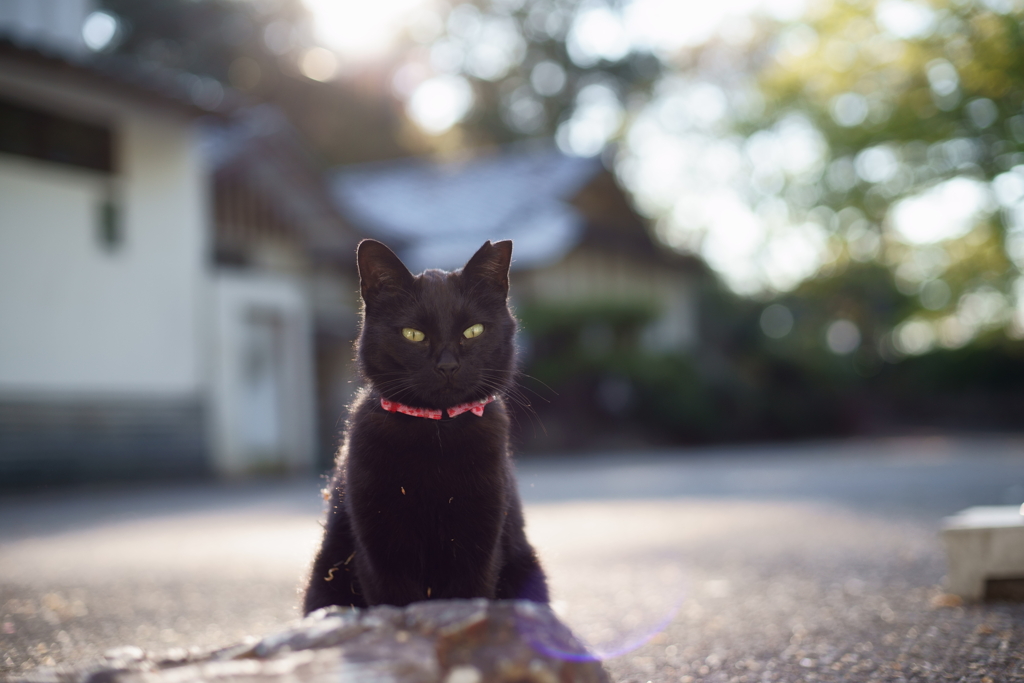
[
  {"xmin": 382, "ymin": 0, "xmax": 1024, "ymax": 441},
  {"xmin": 745, "ymin": 0, "xmax": 1024, "ymax": 357},
  {"xmin": 99, "ymin": 0, "xmax": 411, "ymax": 164},
  {"xmin": 387, "ymin": 0, "xmax": 663, "ymax": 153},
  {"xmin": 449, "ymin": 0, "xmax": 1022, "ymax": 375},
  {"xmin": 100, "ymin": 0, "xmax": 303, "ymax": 81},
  {"xmin": 99, "ymin": 0, "xmax": 662, "ymax": 160}
]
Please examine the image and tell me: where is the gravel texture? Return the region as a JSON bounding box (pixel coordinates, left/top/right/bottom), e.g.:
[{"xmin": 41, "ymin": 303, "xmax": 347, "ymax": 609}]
[{"xmin": 2, "ymin": 436, "xmax": 1023, "ymax": 682}]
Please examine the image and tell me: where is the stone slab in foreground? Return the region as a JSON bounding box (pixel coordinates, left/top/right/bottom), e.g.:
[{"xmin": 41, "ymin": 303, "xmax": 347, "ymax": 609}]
[
  {"xmin": 15, "ymin": 600, "xmax": 609, "ymax": 683},
  {"xmin": 942, "ymin": 505, "xmax": 1024, "ymax": 601}
]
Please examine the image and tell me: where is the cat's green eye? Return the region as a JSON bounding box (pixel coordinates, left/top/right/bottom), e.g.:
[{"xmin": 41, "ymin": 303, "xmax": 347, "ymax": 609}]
[
  {"xmin": 402, "ymin": 328, "xmax": 425, "ymax": 342},
  {"xmin": 463, "ymin": 324, "xmax": 484, "ymax": 339}
]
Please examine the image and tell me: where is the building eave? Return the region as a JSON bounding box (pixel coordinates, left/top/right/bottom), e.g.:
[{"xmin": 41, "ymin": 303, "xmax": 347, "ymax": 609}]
[{"xmin": 0, "ymin": 34, "xmax": 240, "ymax": 119}]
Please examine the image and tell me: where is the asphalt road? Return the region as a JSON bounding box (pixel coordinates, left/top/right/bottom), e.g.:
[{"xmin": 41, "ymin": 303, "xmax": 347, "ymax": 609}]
[{"xmin": 2, "ymin": 436, "xmax": 1023, "ymax": 682}]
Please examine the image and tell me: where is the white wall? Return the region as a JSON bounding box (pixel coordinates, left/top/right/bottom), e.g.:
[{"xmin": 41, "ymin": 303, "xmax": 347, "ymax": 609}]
[
  {"xmin": 0, "ymin": 114, "xmax": 208, "ymax": 397},
  {"xmin": 210, "ymin": 272, "xmax": 316, "ymax": 477},
  {"xmin": 0, "ymin": 66, "xmax": 322, "ymax": 479}
]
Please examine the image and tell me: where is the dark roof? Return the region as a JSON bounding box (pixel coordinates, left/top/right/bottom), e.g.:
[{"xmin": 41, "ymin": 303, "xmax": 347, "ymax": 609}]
[
  {"xmin": 329, "ymin": 144, "xmax": 606, "ymax": 272},
  {"xmin": 203, "ymin": 106, "xmax": 359, "ymax": 260},
  {"xmin": 0, "ymin": 33, "xmax": 240, "ymax": 117}
]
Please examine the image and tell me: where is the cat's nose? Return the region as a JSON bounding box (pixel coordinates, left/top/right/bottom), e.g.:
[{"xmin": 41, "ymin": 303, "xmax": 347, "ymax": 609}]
[{"xmin": 436, "ymin": 349, "xmax": 460, "ymax": 378}]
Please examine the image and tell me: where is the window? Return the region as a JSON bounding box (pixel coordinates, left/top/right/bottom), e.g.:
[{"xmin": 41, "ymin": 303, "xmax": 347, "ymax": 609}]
[
  {"xmin": 0, "ymin": 97, "xmax": 113, "ymax": 172},
  {"xmin": 0, "ymin": 97, "xmax": 123, "ymax": 251},
  {"xmin": 97, "ymin": 194, "xmax": 122, "ymax": 250}
]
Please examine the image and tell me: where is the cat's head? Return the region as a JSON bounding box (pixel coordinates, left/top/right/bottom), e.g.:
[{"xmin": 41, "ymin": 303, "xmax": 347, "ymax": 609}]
[{"xmin": 355, "ymin": 239, "xmax": 517, "ymax": 409}]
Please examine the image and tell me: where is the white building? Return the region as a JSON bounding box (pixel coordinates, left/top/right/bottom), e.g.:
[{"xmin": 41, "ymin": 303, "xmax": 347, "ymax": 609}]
[{"xmin": 0, "ymin": 14, "xmax": 353, "ymax": 484}]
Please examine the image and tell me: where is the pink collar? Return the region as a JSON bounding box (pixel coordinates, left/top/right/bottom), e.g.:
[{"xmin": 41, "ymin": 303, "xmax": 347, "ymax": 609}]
[{"xmin": 380, "ymin": 394, "xmax": 497, "ymax": 420}]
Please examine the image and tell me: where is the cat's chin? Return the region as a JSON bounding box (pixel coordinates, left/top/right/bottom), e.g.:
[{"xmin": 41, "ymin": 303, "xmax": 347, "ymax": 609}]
[
  {"xmin": 433, "ymin": 387, "xmax": 479, "ymax": 406},
  {"xmin": 368, "ymin": 377, "xmax": 479, "ymax": 408},
  {"xmin": 415, "ymin": 385, "xmax": 493, "ymax": 409}
]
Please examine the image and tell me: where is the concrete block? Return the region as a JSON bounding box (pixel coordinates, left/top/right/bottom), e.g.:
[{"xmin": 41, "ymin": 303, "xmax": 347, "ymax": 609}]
[{"xmin": 941, "ymin": 505, "xmax": 1024, "ymax": 601}]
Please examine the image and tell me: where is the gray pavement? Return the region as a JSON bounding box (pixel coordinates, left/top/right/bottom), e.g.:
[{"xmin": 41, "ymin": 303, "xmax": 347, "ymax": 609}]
[{"xmin": 2, "ymin": 436, "xmax": 1023, "ymax": 682}]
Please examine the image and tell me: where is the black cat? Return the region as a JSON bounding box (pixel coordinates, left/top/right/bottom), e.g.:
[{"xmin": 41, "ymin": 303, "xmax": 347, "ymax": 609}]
[{"xmin": 303, "ymin": 239, "xmax": 549, "ymax": 613}]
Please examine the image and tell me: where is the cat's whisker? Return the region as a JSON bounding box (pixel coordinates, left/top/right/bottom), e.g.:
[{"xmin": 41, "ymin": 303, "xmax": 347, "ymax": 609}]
[
  {"xmin": 475, "ymin": 380, "xmax": 545, "ymax": 437},
  {"xmin": 514, "ymin": 377, "xmax": 558, "ymax": 401},
  {"xmin": 476, "ymin": 380, "xmax": 533, "ymax": 411},
  {"xmin": 474, "ymin": 374, "xmax": 549, "ymax": 436},
  {"xmin": 476, "ymin": 372, "xmax": 547, "ymax": 408},
  {"xmin": 477, "ymin": 368, "xmax": 557, "ymax": 401}
]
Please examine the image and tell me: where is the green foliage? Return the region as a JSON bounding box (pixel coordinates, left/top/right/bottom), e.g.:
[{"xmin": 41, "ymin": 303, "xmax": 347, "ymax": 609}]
[
  {"xmin": 518, "ymin": 300, "xmax": 659, "ymax": 336},
  {"xmin": 517, "ymin": 300, "xmax": 657, "ymax": 385},
  {"xmin": 749, "ymin": 0, "xmax": 1024, "ymax": 334},
  {"xmin": 774, "ymin": 261, "xmax": 914, "ymax": 371},
  {"xmin": 515, "ymin": 298, "xmax": 852, "ymax": 446},
  {"xmin": 888, "ymin": 333, "xmax": 1024, "ymax": 392},
  {"xmin": 383, "ymin": 0, "xmax": 664, "ymax": 150},
  {"xmin": 515, "ymin": 267, "xmax": 1024, "ymax": 450}
]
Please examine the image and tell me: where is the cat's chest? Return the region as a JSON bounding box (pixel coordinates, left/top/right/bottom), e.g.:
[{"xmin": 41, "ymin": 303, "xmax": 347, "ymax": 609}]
[
  {"xmin": 347, "ymin": 412, "xmax": 507, "ymax": 503},
  {"xmin": 363, "ymin": 410, "xmax": 497, "ymax": 449}
]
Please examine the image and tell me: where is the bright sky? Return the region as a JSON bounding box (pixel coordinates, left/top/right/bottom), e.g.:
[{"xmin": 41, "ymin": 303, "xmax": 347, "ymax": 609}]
[{"xmin": 304, "ymin": 0, "xmax": 428, "ymax": 59}]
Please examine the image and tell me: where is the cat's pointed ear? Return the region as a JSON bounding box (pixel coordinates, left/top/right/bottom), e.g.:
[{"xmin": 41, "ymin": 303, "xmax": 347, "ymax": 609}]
[
  {"xmin": 462, "ymin": 240, "xmax": 513, "ymax": 299},
  {"xmin": 358, "ymin": 239, "xmax": 414, "ymax": 304}
]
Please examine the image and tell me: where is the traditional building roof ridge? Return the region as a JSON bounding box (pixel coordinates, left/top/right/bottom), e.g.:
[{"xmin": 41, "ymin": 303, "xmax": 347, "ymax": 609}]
[
  {"xmin": 0, "ymin": 32, "xmax": 242, "ymax": 117},
  {"xmin": 327, "ymin": 142, "xmax": 705, "ymax": 274},
  {"xmin": 327, "ymin": 143, "xmax": 607, "ymax": 272}
]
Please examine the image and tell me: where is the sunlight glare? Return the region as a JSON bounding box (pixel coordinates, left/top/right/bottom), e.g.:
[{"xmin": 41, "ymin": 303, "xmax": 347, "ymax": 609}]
[
  {"xmin": 875, "ymin": 0, "xmax": 936, "ymax": 39},
  {"xmin": 567, "ymin": 5, "xmax": 630, "ymax": 66},
  {"xmin": 300, "ymin": 47, "xmax": 338, "ymax": 81},
  {"xmin": 305, "ymin": 0, "xmax": 428, "ymax": 59},
  {"xmin": 626, "ymin": 0, "xmax": 758, "ymax": 53},
  {"xmin": 891, "ymin": 178, "xmax": 994, "ymax": 244},
  {"xmin": 556, "ymin": 83, "xmax": 624, "ymax": 156},
  {"xmin": 82, "ymin": 11, "xmax": 119, "ymax": 51},
  {"xmin": 408, "ymin": 75, "xmax": 474, "ymax": 134}
]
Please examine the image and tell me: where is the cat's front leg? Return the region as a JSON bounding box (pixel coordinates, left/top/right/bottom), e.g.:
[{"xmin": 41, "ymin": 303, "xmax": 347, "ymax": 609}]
[
  {"xmin": 350, "ymin": 540, "xmax": 428, "ymax": 606},
  {"xmin": 303, "ymin": 495, "xmax": 367, "ymax": 614},
  {"xmin": 428, "ymin": 496, "xmax": 506, "ymax": 600},
  {"xmin": 432, "ymin": 535, "xmax": 503, "ymax": 600}
]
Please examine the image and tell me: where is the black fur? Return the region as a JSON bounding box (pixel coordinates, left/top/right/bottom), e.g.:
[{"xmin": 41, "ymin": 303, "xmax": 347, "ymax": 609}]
[{"xmin": 302, "ymin": 239, "xmax": 549, "ymax": 613}]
